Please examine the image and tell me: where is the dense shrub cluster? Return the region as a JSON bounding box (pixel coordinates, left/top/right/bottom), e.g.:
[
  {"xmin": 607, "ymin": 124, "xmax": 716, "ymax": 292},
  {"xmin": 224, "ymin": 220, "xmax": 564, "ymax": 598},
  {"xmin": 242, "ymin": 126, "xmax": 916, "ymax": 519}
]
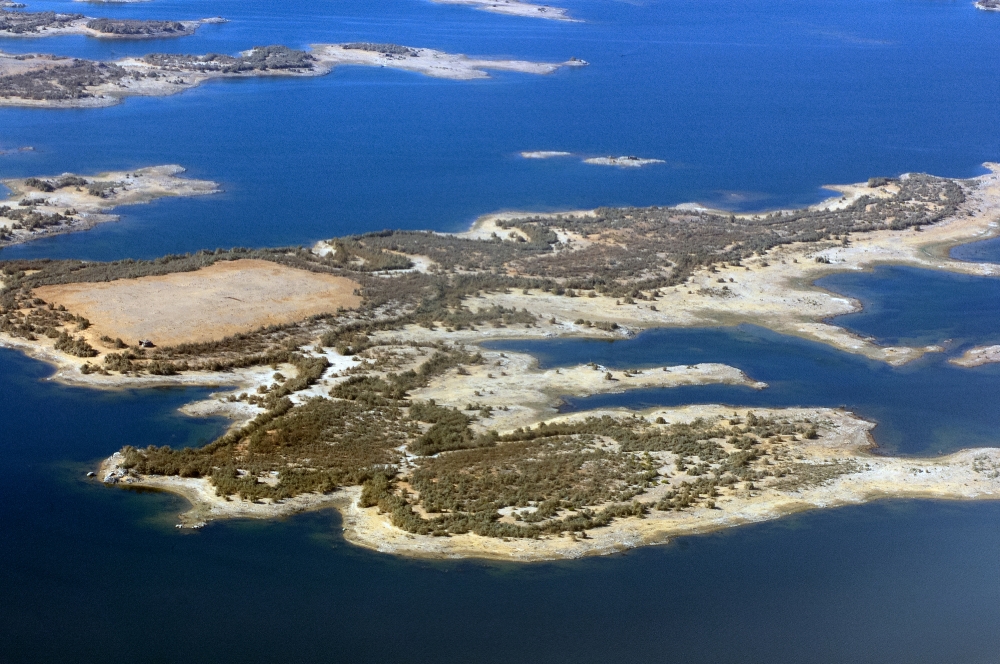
[
  {"xmin": 0, "ymin": 9, "xmax": 81, "ymax": 34},
  {"xmin": 142, "ymin": 45, "xmax": 315, "ymax": 73},
  {"xmin": 342, "ymin": 43, "xmax": 418, "ymax": 57},
  {"xmin": 85, "ymin": 18, "xmax": 187, "ymax": 35},
  {"xmin": 0, "ymin": 58, "xmax": 128, "ymax": 100}
]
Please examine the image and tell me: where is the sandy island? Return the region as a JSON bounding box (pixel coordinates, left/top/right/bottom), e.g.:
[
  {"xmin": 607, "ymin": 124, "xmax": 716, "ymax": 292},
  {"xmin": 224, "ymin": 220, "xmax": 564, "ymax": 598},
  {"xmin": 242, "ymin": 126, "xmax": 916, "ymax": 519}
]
[
  {"xmin": 430, "ymin": 0, "xmax": 577, "ymax": 21},
  {"xmin": 950, "ymin": 345, "xmax": 1000, "ymax": 367},
  {"xmin": 0, "ymin": 165, "xmax": 218, "ymax": 247},
  {"xmin": 6, "ymin": 165, "xmax": 1000, "ymax": 561},
  {"xmin": 520, "ymin": 151, "xmax": 664, "ymax": 168},
  {"xmin": 0, "ymin": 43, "xmax": 586, "ymax": 108}
]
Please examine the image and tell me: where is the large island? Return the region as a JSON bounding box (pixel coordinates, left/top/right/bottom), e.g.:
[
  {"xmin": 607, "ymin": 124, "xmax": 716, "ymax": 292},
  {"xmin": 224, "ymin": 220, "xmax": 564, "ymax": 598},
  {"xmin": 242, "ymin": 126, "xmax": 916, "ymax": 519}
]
[{"xmin": 3, "ymin": 164, "xmax": 1000, "ymax": 560}]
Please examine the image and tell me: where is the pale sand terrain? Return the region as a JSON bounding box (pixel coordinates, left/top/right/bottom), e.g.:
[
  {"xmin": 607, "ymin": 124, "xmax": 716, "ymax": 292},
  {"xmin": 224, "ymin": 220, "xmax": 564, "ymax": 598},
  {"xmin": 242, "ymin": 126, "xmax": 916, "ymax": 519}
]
[
  {"xmin": 34, "ymin": 259, "xmax": 361, "ymax": 347},
  {"xmin": 0, "ymin": 45, "xmax": 584, "ymax": 108},
  {"xmin": 583, "ymin": 156, "xmax": 666, "ymax": 168},
  {"xmin": 518, "ymin": 152, "xmax": 664, "ymax": 168},
  {"xmin": 950, "ymin": 345, "xmax": 1000, "ymax": 367},
  {"xmin": 0, "ymin": 165, "xmax": 218, "ymax": 246},
  {"xmin": 430, "ymin": 0, "xmax": 577, "ymax": 21},
  {"xmin": 311, "ymin": 44, "xmax": 587, "ymax": 80},
  {"xmin": 520, "ymin": 150, "xmax": 573, "ymax": 159},
  {"xmin": 0, "ymin": 16, "xmax": 223, "ymax": 39}
]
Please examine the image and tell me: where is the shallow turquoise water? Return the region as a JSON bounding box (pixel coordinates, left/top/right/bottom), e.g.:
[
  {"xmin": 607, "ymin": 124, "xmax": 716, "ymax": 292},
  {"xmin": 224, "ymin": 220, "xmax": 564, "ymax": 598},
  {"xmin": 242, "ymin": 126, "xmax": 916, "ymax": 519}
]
[{"xmin": 3, "ymin": 0, "xmax": 1000, "ymax": 660}]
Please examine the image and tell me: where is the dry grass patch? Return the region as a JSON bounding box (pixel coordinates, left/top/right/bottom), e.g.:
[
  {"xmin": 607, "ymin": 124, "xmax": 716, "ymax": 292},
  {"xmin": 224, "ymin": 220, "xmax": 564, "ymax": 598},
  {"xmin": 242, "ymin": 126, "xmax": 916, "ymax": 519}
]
[{"xmin": 34, "ymin": 259, "xmax": 360, "ymax": 346}]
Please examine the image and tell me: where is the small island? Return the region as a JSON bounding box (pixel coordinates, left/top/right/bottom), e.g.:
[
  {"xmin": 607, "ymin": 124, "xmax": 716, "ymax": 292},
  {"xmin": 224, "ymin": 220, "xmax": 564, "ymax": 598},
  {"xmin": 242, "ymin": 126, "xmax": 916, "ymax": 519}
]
[
  {"xmin": 0, "ymin": 165, "xmax": 219, "ymax": 247},
  {"xmin": 975, "ymin": 0, "xmax": 999, "ymax": 11},
  {"xmin": 2, "ymin": 164, "xmax": 1000, "ymax": 560},
  {"xmin": 583, "ymin": 155, "xmax": 666, "ymax": 168},
  {"xmin": 0, "ymin": 9, "xmax": 224, "ymax": 39},
  {"xmin": 0, "ymin": 43, "xmax": 585, "ymax": 108},
  {"xmin": 520, "ymin": 151, "xmax": 663, "ymax": 168},
  {"xmin": 950, "ymin": 345, "xmax": 1000, "ymax": 367},
  {"xmin": 430, "ymin": 0, "xmax": 577, "ymax": 21}
]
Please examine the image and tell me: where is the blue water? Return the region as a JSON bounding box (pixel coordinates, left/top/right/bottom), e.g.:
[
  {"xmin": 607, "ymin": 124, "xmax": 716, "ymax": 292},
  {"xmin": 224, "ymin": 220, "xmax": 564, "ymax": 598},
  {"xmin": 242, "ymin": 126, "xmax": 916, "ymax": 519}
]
[
  {"xmin": 1, "ymin": 0, "xmax": 999, "ymax": 261},
  {"xmin": 4, "ymin": 0, "xmax": 1000, "ymax": 660},
  {"xmin": 3, "ymin": 347, "xmax": 1000, "ymax": 663},
  {"xmin": 485, "ymin": 266, "xmax": 1000, "ymax": 455}
]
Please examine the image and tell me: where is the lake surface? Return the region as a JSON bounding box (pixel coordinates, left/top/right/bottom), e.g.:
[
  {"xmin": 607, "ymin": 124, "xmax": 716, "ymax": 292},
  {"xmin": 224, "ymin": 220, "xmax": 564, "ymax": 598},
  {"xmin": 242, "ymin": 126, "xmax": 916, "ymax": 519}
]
[
  {"xmin": 2, "ymin": 344, "xmax": 1000, "ymax": 663},
  {"xmin": 1, "ymin": 0, "xmax": 999, "ymax": 261},
  {"xmin": 3, "ymin": 0, "xmax": 1000, "ymax": 660}
]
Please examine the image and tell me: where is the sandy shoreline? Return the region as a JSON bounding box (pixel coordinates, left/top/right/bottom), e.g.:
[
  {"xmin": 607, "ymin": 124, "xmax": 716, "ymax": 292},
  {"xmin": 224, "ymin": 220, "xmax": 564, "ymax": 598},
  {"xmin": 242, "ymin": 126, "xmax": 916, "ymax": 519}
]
[{"xmin": 950, "ymin": 344, "xmax": 1000, "ymax": 367}]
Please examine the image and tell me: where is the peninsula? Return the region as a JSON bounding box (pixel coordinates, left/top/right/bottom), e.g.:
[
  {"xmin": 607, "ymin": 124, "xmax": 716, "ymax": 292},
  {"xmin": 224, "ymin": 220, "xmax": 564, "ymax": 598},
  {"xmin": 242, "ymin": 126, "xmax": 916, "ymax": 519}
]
[
  {"xmin": 0, "ymin": 9, "xmax": 223, "ymax": 39},
  {"xmin": 0, "ymin": 43, "xmax": 586, "ymax": 108},
  {"xmin": 3, "ymin": 164, "xmax": 1000, "ymax": 560},
  {"xmin": 0, "ymin": 165, "xmax": 219, "ymax": 247}
]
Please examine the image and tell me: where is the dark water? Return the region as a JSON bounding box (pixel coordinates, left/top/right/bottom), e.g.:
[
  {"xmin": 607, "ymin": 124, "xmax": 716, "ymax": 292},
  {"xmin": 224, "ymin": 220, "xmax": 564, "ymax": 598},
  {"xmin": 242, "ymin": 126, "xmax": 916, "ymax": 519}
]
[
  {"xmin": 4, "ymin": 0, "xmax": 1000, "ymax": 660},
  {"xmin": 1, "ymin": 0, "xmax": 999, "ymax": 261},
  {"xmin": 3, "ymin": 347, "xmax": 1000, "ymax": 664},
  {"xmin": 951, "ymin": 235, "xmax": 1000, "ymax": 264}
]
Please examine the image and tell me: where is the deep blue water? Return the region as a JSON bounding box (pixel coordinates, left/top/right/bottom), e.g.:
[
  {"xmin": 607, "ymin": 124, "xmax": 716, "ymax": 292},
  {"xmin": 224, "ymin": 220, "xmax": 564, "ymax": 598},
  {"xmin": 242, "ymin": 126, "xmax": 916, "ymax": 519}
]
[
  {"xmin": 4, "ymin": 0, "xmax": 1000, "ymax": 660},
  {"xmin": 0, "ymin": 0, "xmax": 999, "ymax": 261},
  {"xmin": 3, "ymin": 347, "xmax": 1000, "ymax": 664}
]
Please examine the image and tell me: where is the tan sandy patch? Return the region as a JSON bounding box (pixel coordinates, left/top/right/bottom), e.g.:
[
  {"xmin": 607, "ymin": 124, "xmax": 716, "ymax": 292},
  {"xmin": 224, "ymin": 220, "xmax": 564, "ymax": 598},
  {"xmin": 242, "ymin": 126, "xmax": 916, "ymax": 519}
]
[{"xmin": 34, "ymin": 259, "xmax": 360, "ymax": 347}]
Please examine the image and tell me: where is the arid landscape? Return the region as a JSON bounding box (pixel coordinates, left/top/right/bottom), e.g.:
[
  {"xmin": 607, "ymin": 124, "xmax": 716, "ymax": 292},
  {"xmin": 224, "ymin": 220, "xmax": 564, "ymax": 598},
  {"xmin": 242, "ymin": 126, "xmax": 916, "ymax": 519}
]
[{"xmin": 3, "ymin": 164, "xmax": 999, "ymax": 560}]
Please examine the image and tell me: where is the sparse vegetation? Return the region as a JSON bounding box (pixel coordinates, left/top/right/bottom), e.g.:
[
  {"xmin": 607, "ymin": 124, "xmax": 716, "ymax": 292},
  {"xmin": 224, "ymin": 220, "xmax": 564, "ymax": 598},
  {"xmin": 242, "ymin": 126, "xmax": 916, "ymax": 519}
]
[{"xmin": 1, "ymin": 173, "xmax": 969, "ymax": 538}]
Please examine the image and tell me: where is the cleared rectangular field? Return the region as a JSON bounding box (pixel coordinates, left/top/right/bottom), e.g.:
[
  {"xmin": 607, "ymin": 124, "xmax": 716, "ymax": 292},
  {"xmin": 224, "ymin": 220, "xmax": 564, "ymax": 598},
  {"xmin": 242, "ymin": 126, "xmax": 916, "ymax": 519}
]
[{"xmin": 34, "ymin": 259, "xmax": 361, "ymax": 347}]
